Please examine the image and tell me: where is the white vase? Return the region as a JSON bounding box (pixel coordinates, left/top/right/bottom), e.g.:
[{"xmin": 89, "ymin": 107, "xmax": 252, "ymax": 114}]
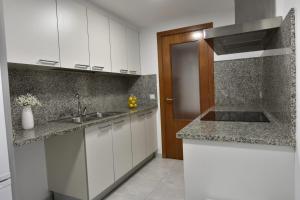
[{"xmin": 22, "ymin": 106, "xmax": 34, "ymax": 130}]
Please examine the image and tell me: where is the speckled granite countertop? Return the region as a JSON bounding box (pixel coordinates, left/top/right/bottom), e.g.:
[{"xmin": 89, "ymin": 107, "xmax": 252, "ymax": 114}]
[
  {"xmin": 176, "ymin": 106, "xmax": 296, "ymax": 148},
  {"xmin": 14, "ymin": 105, "xmax": 157, "ymax": 146}
]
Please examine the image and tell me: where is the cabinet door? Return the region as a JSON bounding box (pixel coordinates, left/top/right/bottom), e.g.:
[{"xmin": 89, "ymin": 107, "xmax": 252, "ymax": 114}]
[
  {"xmin": 126, "ymin": 28, "xmax": 141, "ymax": 75},
  {"xmin": 109, "ymin": 19, "xmax": 128, "ymax": 74},
  {"xmin": 112, "ymin": 117, "xmax": 132, "ymax": 180},
  {"xmin": 3, "ymin": 0, "xmax": 59, "ymax": 67},
  {"xmin": 85, "ymin": 123, "xmax": 114, "ymax": 199},
  {"xmin": 57, "ymin": 0, "xmax": 90, "ymax": 70},
  {"xmin": 145, "ymin": 110, "xmax": 157, "ymax": 156},
  {"xmin": 130, "ymin": 113, "xmax": 147, "ymax": 167},
  {"xmin": 87, "ymin": 9, "xmax": 111, "ymax": 72}
]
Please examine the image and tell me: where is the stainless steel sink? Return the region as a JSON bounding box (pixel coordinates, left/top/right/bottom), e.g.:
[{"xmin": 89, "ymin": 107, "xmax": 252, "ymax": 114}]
[{"xmin": 58, "ymin": 112, "xmax": 125, "ymax": 124}]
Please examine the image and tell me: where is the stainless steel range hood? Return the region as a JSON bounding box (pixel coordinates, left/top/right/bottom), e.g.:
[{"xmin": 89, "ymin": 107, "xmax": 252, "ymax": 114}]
[{"xmin": 203, "ymin": 0, "xmax": 282, "ymax": 55}]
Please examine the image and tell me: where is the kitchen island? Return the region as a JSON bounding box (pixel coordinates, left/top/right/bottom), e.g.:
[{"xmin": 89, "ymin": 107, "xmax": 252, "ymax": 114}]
[{"xmin": 177, "ymin": 106, "xmax": 295, "ymax": 200}]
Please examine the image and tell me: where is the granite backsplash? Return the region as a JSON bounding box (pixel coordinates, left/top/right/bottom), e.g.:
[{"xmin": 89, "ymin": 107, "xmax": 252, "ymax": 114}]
[
  {"xmin": 262, "ymin": 8, "xmax": 296, "ymax": 127},
  {"xmin": 9, "ymin": 67, "xmax": 157, "ymax": 129},
  {"xmin": 214, "ymin": 57, "xmax": 263, "ymax": 107},
  {"xmin": 214, "ymin": 9, "xmax": 296, "ymax": 135}
]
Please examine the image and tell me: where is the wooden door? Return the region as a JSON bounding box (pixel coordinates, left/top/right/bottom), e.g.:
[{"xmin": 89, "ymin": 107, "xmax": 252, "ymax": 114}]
[{"xmin": 157, "ymin": 23, "xmax": 215, "ymax": 160}]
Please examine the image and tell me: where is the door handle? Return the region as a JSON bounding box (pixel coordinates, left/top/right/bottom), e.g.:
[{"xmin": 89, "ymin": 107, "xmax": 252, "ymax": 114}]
[{"xmin": 165, "ymin": 98, "xmax": 175, "ymax": 102}]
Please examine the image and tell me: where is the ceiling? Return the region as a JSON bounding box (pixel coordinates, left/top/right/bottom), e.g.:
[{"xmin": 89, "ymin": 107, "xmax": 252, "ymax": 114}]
[{"xmin": 89, "ymin": 0, "xmax": 234, "ymax": 28}]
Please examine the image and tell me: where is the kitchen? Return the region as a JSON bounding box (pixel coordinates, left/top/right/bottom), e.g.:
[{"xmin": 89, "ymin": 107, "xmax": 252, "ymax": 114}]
[{"xmin": 0, "ymin": 0, "xmax": 300, "ymax": 200}]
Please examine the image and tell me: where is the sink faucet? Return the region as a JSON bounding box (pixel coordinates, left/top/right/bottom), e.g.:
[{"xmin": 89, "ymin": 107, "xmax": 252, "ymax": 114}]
[{"xmin": 75, "ymin": 93, "xmax": 87, "ymax": 116}]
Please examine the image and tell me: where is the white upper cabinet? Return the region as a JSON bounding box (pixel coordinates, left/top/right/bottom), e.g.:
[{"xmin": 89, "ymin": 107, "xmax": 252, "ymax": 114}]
[
  {"xmin": 57, "ymin": 0, "xmax": 90, "ymax": 70},
  {"xmin": 3, "ymin": 0, "xmax": 60, "ymax": 67},
  {"xmin": 126, "ymin": 28, "xmax": 141, "ymax": 75},
  {"xmin": 109, "ymin": 19, "xmax": 128, "ymax": 74},
  {"xmin": 87, "ymin": 9, "xmax": 111, "ymax": 72}
]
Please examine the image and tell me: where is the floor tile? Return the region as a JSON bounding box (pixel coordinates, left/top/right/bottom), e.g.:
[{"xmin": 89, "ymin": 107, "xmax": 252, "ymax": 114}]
[{"xmin": 104, "ymin": 157, "xmax": 185, "ymax": 200}]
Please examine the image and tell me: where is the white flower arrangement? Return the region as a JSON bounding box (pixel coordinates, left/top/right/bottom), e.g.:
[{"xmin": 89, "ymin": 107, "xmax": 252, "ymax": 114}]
[{"xmin": 16, "ymin": 93, "xmax": 42, "ymax": 107}]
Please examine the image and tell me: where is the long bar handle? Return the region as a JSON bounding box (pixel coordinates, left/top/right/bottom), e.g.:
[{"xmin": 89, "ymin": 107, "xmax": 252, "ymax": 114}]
[
  {"xmin": 38, "ymin": 59, "xmax": 59, "ymax": 65},
  {"xmin": 75, "ymin": 64, "xmax": 90, "ymax": 69},
  {"xmin": 92, "ymin": 66, "xmax": 104, "ymax": 71}
]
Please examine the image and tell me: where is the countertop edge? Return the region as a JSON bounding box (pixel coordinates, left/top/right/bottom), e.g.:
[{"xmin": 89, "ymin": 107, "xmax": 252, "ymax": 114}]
[{"xmin": 13, "ymin": 105, "xmax": 158, "ymax": 146}]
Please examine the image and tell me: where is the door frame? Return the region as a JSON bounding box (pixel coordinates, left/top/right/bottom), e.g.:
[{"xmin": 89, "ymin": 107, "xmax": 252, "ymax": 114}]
[{"xmin": 157, "ymin": 23, "xmax": 215, "ymax": 158}]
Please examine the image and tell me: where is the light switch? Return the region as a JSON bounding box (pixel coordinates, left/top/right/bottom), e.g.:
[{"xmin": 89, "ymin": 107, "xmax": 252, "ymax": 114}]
[{"xmin": 150, "ymin": 94, "xmax": 156, "ymax": 100}]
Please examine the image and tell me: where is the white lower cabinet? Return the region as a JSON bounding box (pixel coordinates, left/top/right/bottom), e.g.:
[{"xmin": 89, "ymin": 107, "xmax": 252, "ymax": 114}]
[
  {"xmin": 131, "ymin": 113, "xmax": 147, "ymax": 167},
  {"xmin": 145, "ymin": 110, "xmax": 158, "ymax": 156},
  {"xmin": 45, "ymin": 110, "xmax": 156, "ymax": 199},
  {"xmin": 112, "ymin": 116, "xmax": 133, "ymax": 180},
  {"xmin": 85, "ymin": 122, "xmax": 114, "ymax": 199}
]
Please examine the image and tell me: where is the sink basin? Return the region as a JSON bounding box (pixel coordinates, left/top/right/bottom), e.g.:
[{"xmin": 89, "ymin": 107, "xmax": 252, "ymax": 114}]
[{"xmin": 59, "ymin": 112, "xmax": 125, "ymax": 124}]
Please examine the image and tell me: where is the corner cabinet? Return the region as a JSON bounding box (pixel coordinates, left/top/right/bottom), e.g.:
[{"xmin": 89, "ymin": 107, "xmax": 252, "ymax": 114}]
[
  {"xmin": 57, "ymin": 0, "xmax": 90, "ymax": 70},
  {"xmin": 87, "ymin": 9, "xmax": 111, "ymax": 72},
  {"xmin": 109, "ymin": 19, "xmax": 128, "ymax": 74},
  {"xmin": 126, "ymin": 28, "xmax": 141, "ymax": 75},
  {"xmin": 3, "ymin": 0, "xmax": 60, "ymax": 67}
]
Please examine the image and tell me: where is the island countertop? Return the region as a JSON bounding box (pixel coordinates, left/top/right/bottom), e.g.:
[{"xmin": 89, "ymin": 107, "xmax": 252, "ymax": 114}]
[
  {"xmin": 14, "ymin": 104, "xmax": 157, "ymax": 146},
  {"xmin": 176, "ymin": 106, "xmax": 296, "ymax": 148}
]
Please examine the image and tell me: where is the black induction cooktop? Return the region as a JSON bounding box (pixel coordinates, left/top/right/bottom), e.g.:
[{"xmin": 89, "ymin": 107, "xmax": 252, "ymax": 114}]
[{"xmin": 201, "ymin": 111, "xmax": 270, "ymax": 122}]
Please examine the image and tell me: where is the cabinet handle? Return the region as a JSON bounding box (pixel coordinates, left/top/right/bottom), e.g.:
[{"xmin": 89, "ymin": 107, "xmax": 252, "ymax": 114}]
[
  {"xmin": 146, "ymin": 111, "xmax": 153, "ymax": 115},
  {"xmin": 38, "ymin": 59, "xmax": 59, "ymax": 66},
  {"xmin": 129, "ymin": 70, "xmax": 137, "ymax": 74},
  {"xmin": 138, "ymin": 114, "xmax": 145, "ymax": 118},
  {"xmin": 92, "ymin": 66, "xmax": 104, "ymax": 71},
  {"xmin": 75, "ymin": 64, "xmax": 90, "ymax": 69},
  {"xmin": 98, "ymin": 124, "xmax": 111, "ymax": 130},
  {"xmin": 120, "ymin": 69, "xmax": 128, "ymax": 73},
  {"xmin": 113, "ymin": 120, "xmax": 125, "ymax": 125}
]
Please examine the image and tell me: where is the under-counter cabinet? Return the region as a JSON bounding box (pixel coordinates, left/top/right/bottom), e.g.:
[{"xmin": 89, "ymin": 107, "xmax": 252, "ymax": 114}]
[
  {"xmin": 126, "ymin": 28, "xmax": 141, "ymax": 75},
  {"xmin": 145, "ymin": 110, "xmax": 158, "ymax": 156},
  {"xmin": 110, "ymin": 19, "xmax": 128, "ymax": 74},
  {"xmin": 131, "ymin": 113, "xmax": 147, "ymax": 166},
  {"xmin": 87, "ymin": 9, "xmax": 111, "ymax": 72},
  {"xmin": 44, "ymin": 110, "xmax": 156, "ymax": 200},
  {"xmin": 57, "ymin": 0, "xmax": 90, "ymax": 70},
  {"xmin": 112, "ymin": 117, "xmax": 133, "ymax": 180},
  {"xmin": 3, "ymin": 0, "xmax": 60, "ymax": 66},
  {"xmin": 85, "ymin": 122, "xmax": 114, "ymax": 199}
]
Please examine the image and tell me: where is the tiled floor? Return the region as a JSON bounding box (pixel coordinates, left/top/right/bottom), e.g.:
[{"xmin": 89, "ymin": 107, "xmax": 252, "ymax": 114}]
[{"xmin": 104, "ymin": 157, "xmax": 185, "ymax": 200}]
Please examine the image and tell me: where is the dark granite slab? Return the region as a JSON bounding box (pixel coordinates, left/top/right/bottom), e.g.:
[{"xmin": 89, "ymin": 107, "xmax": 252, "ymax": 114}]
[
  {"xmin": 14, "ymin": 105, "xmax": 157, "ymax": 146},
  {"xmin": 176, "ymin": 106, "xmax": 295, "ymax": 149}
]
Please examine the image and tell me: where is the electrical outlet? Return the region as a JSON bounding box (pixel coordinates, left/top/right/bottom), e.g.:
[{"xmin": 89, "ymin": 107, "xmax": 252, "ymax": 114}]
[{"xmin": 149, "ymin": 94, "xmax": 156, "ymax": 100}]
